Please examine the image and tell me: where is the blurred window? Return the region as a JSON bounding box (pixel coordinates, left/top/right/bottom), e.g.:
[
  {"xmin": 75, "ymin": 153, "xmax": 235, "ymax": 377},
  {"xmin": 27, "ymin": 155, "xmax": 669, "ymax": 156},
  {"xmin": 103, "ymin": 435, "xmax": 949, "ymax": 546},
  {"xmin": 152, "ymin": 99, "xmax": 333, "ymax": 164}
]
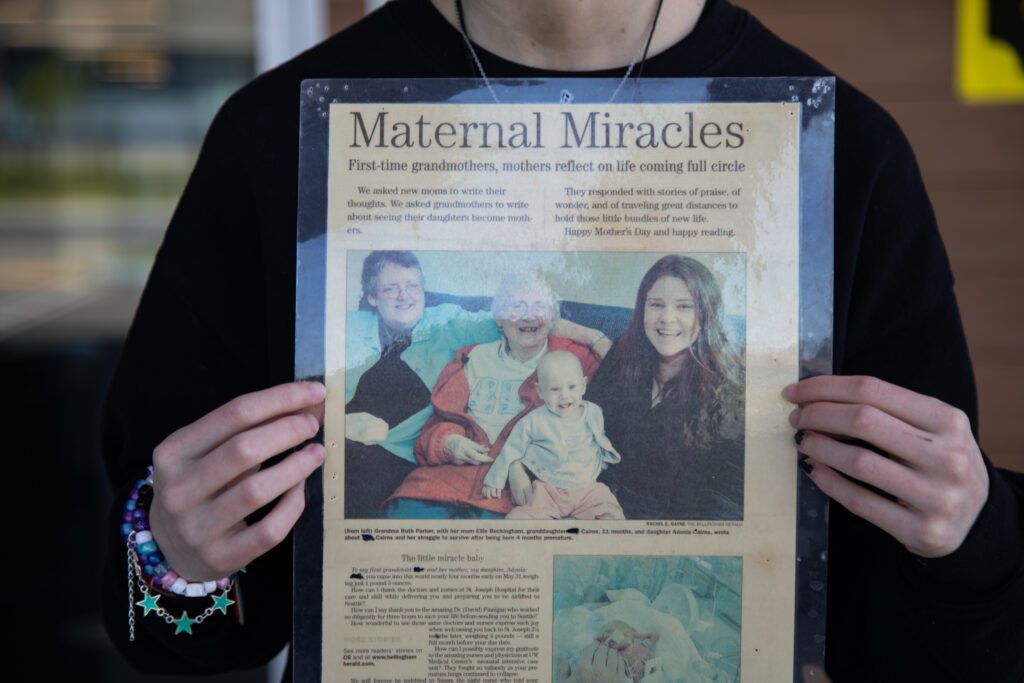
[{"xmin": 0, "ymin": 0, "xmax": 256, "ymax": 338}]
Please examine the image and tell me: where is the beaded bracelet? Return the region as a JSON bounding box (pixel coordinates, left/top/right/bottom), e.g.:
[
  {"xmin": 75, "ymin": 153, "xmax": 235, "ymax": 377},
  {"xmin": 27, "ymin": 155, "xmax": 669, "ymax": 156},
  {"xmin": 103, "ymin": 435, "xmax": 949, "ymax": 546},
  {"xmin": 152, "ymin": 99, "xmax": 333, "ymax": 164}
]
[{"xmin": 122, "ymin": 467, "xmax": 240, "ymax": 639}]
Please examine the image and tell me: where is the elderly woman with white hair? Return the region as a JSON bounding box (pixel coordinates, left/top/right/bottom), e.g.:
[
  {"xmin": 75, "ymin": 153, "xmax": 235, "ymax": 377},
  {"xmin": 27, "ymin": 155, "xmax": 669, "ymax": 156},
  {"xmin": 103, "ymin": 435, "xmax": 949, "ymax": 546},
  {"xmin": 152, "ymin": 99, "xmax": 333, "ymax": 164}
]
[{"xmin": 384, "ymin": 271, "xmax": 607, "ymax": 518}]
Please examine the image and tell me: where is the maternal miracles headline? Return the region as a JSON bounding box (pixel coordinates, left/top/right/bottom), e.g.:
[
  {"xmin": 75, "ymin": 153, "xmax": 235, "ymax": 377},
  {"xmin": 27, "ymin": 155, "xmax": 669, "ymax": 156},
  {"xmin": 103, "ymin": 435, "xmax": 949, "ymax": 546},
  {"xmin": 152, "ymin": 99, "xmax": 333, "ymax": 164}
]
[{"xmin": 348, "ymin": 110, "xmax": 746, "ymax": 151}]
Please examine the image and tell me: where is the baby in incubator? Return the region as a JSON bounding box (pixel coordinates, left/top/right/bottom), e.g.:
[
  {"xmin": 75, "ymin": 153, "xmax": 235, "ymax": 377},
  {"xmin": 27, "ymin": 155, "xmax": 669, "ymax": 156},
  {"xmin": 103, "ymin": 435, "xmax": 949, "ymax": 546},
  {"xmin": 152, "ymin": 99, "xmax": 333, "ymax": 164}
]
[{"xmin": 557, "ymin": 619, "xmax": 664, "ymax": 683}]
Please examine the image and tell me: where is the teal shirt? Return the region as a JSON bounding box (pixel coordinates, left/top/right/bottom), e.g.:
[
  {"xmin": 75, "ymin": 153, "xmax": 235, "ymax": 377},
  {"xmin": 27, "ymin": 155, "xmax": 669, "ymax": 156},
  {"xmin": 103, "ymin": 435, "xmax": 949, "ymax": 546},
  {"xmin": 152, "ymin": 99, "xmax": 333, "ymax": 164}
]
[{"xmin": 345, "ymin": 304, "xmax": 499, "ymax": 462}]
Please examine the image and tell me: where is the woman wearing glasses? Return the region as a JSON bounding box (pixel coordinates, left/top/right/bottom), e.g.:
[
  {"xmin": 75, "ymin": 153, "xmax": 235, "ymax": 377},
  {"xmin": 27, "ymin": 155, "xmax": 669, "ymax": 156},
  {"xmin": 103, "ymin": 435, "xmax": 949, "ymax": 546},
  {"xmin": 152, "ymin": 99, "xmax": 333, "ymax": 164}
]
[
  {"xmin": 345, "ymin": 252, "xmax": 608, "ymax": 517},
  {"xmin": 343, "ymin": 250, "xmax": 496, "ymax": 517},
  {"xmin": 384, "ymin": 271, "xmax": 605, "ymax": 518}
]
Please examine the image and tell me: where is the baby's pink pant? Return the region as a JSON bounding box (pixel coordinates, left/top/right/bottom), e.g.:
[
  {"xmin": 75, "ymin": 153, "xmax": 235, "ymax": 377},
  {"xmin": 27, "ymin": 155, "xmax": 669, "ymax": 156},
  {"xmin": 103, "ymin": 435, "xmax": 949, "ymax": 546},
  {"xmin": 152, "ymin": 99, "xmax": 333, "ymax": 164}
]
[{"xmin": 505, "ymin": 481, "xmax": 625, "ymax": 520}]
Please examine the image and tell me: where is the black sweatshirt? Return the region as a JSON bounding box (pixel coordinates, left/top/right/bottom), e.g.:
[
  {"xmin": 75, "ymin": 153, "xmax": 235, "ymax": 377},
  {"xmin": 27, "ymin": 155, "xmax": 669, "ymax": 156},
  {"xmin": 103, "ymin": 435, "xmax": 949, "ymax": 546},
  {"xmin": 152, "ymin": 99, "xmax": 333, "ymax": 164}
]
[{"xmin": 102, "ymin": 1, "xmax": 1024, "ymax": 680}]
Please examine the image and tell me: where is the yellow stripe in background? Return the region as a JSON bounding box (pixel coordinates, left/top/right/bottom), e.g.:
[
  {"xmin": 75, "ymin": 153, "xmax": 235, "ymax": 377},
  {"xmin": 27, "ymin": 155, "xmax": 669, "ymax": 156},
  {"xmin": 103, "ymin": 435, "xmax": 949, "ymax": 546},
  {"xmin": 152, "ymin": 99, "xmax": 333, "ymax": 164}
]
[{"xmin": 956, "ymin": 0, "xmax": 1024, "ymax": 103}]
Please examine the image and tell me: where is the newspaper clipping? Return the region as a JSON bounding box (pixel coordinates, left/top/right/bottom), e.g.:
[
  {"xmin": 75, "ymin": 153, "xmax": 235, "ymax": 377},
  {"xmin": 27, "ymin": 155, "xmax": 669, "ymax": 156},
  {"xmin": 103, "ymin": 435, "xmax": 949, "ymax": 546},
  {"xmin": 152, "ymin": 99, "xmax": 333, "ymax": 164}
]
[{"xmin": 319, "ymin": 99, "xmax": 803, "ymax": 682}]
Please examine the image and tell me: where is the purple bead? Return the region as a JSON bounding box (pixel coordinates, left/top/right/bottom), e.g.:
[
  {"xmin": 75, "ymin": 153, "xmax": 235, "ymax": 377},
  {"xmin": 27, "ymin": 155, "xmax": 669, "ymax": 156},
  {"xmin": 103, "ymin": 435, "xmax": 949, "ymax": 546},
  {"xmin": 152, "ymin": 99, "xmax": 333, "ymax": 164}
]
[
  {"xmin": 159, "ymin": 570, "xmax": 178, "ymax": 589},
  {"xmin": 123, "ymin": 511, "xmax": 133, "ymax": 522},
  {"xmin": 132, "ymin": 509, "xmax": 146, "ymax": 520},
  {"xmin": 130, "ymin": 489, "xmax": 140, "ymax": 500},
  {"xmin": 216, "ymin": 578, "xmax": 231, "ymax": 590},
  {"xmin": 133, "ymin": 519, "xmax": 149, "ymax": 531}
]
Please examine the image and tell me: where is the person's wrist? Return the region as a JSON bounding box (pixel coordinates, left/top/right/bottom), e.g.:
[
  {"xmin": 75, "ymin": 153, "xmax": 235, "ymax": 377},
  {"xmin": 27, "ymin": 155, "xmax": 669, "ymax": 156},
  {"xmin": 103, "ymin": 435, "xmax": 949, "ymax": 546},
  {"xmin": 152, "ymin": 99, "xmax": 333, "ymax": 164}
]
[
  {"xmin": 120, "ymin": 467, "xmax": 241, "ymax": 641},
  {"xmin": 122, "ymin": 468, "xmax": 233, "ymax": 595}
]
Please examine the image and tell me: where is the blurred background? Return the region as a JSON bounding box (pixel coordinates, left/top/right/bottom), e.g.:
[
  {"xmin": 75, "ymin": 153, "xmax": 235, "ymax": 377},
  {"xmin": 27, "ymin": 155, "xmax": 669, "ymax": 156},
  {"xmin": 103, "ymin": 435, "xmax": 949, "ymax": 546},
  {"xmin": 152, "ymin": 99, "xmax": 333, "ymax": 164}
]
[{"xmin": 0, "ymin": 0, "xmax": 1020, "ymax": 681}]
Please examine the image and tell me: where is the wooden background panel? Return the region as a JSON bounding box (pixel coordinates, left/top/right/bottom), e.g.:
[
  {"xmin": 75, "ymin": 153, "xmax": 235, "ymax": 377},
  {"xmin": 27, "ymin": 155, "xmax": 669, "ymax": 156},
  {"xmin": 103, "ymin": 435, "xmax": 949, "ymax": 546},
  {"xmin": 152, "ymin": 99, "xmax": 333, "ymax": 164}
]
[
  {"xmin": 329, "ymin": 0, "xmax": 365, "ymax": 32},
  {"xmin": 932, "ymin": 187, "xmax": 1023, "ymax": 274},
  {"xmin": 741, "ymin": 1, "xmax": 1024, "ymax": 469},
  {"xmin": 747, "ymin": 7, "xmax": 954, "ymax": 99},
  {"xmin": 888, "ymin": 103, "xmax": 1024, "ymax": 176},
  {"xmin": 328, "ymin": 1, "xmax": 1024, "ymax": 471}
]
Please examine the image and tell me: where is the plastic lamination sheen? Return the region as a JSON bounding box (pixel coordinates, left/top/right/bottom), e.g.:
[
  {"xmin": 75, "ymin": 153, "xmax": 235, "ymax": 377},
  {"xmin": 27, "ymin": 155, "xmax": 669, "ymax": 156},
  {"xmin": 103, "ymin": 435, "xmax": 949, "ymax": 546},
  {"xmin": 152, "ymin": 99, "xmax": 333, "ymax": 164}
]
[{"xmin": 294, "ymin": 77, "xmax": 833, "ymax": 683}]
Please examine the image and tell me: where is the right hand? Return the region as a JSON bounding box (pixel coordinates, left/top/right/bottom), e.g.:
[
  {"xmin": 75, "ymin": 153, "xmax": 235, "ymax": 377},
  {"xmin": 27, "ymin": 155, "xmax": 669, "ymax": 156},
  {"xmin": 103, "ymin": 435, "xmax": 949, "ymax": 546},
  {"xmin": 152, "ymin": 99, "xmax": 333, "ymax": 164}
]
[
  {"xmin": 149, "ymin": 381, "xmax": 327, "ymax": 581},
  {"xmin": 443, "ymin": 434, "xmax": 493, "ymax": 465},
  {"xmin": 346, "ymin": 411, "xmax": 389, "ymax": 444}
]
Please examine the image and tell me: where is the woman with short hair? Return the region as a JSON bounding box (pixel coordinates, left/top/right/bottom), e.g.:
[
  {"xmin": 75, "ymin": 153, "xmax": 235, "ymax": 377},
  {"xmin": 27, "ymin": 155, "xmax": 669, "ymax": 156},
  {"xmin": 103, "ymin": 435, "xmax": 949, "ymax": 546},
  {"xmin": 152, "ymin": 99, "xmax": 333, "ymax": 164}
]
[{"xmin": 385, "ymin": 270, "xmax": 605, "ymax": 518}]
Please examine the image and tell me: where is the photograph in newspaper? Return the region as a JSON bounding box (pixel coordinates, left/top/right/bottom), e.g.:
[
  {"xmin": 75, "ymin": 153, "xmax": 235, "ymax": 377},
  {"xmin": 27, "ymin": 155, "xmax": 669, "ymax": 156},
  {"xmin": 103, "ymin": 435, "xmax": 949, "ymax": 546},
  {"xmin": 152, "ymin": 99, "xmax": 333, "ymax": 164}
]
[
  {"xmin": 293, "ymin": 78, "xmax": 835, "ymax": 682},
  {"xmin": 552, "ymin": 555, "xmax": 741, "ymax": 682},
  {"xmin": 343, "ymin": 250, "xmax": 746, "ymax": 521}
]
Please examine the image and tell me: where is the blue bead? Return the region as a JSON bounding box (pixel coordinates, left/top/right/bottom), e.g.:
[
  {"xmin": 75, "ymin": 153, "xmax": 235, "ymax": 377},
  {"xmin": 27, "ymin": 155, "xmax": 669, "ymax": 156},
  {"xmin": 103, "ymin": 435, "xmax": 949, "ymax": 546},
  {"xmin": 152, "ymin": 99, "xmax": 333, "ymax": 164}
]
[
  {"xmin": 120, "ymin": 523, "xmax": 132, "ymax": 537},
  {"xmin": 125, "ymin": 500, "xmax": 136, "ymax": 511},
  {"xmin": 148, "ymin": 552, "xmax": 163, "ymax": 565},
  {"xmin": 143, "ymin": 564, "xmax": 155, "ymax": 576},
  {"xmin": 153, "ymin": 562, "xmax": 170, "ymax": 576},
  {"xmin": 137, "ymin": 541, "xmax": 157, "ymax": 555},
  {"xmin": 132, "ymin": 509, "xmax": 146, "ymax": 519}
]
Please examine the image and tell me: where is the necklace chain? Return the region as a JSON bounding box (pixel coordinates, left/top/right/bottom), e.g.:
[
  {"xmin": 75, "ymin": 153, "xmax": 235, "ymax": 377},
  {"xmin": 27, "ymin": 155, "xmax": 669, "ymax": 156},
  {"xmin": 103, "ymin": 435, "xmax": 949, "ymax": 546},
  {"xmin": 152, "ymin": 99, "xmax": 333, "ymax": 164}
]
[{"xmin": 453, "ymin": 0, "xmax": 665, "ymax": 104}]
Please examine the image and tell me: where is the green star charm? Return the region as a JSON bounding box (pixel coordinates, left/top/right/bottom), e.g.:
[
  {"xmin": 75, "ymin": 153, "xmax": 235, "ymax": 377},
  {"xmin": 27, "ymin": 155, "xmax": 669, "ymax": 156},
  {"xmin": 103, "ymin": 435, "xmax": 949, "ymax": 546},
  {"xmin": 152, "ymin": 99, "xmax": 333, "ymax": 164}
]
[
  {"xmin": 135, "ymin": 593, "xmax": 160, "ymax": 616},
  {"xmin": 211, "ymin": 591, "xmax": 236, "ymax": 615},
  {"xmin": 173, "ymin": 611, "xmax": 197, "ymax": 635}
]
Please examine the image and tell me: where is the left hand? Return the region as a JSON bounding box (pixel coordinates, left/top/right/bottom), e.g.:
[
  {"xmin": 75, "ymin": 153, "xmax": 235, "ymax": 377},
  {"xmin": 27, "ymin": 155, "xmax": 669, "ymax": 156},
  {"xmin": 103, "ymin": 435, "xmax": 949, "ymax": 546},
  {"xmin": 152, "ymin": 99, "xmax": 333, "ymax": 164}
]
[
  {"xmin": 346, "ymin": 411, "xmax": 389, "ymax": 445},
  {"xmin": 507, "ymin": 461, "xmax": 534, "ymax": 506},
  {"xmin": 784, "ymin": 375, "xmax": 989, "ymax": 558}
]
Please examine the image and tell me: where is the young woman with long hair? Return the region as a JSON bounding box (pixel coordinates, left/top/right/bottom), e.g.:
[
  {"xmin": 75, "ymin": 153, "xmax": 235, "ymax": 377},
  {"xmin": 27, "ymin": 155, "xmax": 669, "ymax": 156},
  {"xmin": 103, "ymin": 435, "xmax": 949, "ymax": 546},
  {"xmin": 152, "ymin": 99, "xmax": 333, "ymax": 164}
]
[{"xmin": 589, "ymin": 255, "xmax": 744, "ymax": 519}]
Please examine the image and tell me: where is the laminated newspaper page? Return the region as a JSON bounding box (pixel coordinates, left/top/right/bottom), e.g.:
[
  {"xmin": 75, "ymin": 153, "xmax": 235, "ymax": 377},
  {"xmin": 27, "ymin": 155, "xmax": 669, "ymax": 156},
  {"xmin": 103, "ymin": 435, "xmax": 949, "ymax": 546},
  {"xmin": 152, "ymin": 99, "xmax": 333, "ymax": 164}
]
[{"xmin": 294, "ymin": 78, "xmax": 834, "ymax": 683}]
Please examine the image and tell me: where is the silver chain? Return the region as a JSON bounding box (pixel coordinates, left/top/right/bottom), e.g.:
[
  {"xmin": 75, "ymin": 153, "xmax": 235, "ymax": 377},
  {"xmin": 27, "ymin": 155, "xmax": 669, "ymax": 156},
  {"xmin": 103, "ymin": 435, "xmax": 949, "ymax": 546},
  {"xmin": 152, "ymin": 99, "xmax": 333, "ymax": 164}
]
[
  {"xmin": 453, "ymin": 0, "xmax": 664, "ymax": 104},
  {"xmin": 126, "ymin": 532, "xmax": 231, "ymax": 639},
  {"xmin": 126, "ymin": 535, "xmax": 137, "ymax": 641}
]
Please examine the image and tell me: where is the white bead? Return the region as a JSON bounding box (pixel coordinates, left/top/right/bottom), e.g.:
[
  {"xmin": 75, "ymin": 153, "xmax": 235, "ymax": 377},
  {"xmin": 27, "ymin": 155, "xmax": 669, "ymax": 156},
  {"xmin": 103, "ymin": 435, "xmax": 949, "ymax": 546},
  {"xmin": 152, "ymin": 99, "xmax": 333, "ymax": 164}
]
[
  {"xmin": 135, "ymin": 531, "xmax": 153, "ymax": 544},
  {"xmin": 185, "ymin": 582, "xmax": 205, "ymax": 598},
  {"xmin": 170, "ymin": 578, "xmax": 187, "ymax": 595},
  {"xmin": 203, "ymin": 581, "xmax": 218, "ymax": 594}
]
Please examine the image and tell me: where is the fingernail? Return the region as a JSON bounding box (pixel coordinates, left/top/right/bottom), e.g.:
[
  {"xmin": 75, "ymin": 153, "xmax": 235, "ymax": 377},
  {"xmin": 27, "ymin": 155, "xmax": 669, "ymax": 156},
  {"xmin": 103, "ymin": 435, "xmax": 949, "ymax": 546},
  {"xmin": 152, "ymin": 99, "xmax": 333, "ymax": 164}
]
[
  {"xmin": 306, "ymin": 381, "xmax": 327, "ymax": 399},
  {"xmin": 794, "ymin": 430, "xmax": 805, "ymax": 445},
  {"xmin": 782, "ymin": 383, "xmax": 797, "ymax": 400},
  {"xmin": 789, "ymin": 406, "xmax": 801, "ymax": 425},
  {"xmin": 799, "ymin": 459, "xmax": 814, "ymax": 475}
]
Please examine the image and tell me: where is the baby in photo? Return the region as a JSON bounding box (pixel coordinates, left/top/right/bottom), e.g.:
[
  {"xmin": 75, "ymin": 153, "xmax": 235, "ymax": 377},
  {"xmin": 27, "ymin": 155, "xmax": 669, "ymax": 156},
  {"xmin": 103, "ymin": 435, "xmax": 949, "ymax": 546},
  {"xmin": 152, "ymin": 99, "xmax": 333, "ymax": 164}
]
[
  {"xmin": 483, "ymin": 350, "xmax": 625, "ymax": 519},
  {"xmin": 557, "ymin": 619, "xmax": 664, "ymax": 683}
]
